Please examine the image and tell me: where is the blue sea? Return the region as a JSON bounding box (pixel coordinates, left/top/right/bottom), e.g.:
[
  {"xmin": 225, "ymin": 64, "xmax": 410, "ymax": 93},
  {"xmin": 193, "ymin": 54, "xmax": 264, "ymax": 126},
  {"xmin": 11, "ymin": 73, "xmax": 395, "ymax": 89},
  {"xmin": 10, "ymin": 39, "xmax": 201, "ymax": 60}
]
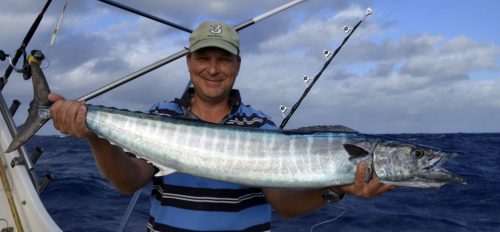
[{"xmin": 26, "ymin": 133, "xmax": 500, "ymax": 232}]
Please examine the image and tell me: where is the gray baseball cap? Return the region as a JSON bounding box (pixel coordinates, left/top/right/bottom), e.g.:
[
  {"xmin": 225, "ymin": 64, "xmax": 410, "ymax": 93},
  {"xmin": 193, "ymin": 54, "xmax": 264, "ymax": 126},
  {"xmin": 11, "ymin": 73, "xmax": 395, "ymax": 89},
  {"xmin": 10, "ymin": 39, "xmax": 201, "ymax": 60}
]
[{"xmin": 189, "ymin": 21, "xmax": 239, "ymax": 55}]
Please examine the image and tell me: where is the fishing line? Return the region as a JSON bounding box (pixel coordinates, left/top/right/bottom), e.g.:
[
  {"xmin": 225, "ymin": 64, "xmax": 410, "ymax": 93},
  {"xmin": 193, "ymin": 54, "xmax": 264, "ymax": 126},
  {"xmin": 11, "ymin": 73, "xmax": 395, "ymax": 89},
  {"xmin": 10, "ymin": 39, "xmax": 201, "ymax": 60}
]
[
  {"xmin": 0, "ymin": 218, "xmax": 10, "ymax": 228},
  {"xmin": 39, "ymin": 58, "xmax": 50, "ymax": 70},
  {"xmin": 309, "ymin": 209, "xmax": 346, "ymax": 232},
  {"xmin": 7, "ymin": 52, "xmax": 27, "ymax": 73}
]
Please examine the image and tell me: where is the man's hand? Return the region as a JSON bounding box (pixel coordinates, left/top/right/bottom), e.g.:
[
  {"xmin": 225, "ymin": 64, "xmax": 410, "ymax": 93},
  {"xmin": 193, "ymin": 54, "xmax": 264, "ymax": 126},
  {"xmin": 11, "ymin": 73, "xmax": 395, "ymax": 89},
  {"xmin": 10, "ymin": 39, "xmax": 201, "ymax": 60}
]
[
  {"xmin": 331, "ymin": 162, "xmax": 396, "ymax": 198},
  {"xmin": 48, "ymin": 93, "xmax": 91, "ymax": 138}
]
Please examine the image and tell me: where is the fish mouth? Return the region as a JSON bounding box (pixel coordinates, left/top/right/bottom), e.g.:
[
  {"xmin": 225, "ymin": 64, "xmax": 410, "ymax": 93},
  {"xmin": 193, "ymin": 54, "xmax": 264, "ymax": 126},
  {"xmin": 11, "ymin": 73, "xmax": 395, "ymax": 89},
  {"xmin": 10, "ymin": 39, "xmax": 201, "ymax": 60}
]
[
  {"xmin": 382, "ymin": 150, "xmax": 468, "ymax": 188},
  {"xmin": 418, "ymin": 151, "xmax": 467, "ymax": 187},
  {"xmin": 424, "ymin": 151, "xmax": 458, "ymax": 171}
]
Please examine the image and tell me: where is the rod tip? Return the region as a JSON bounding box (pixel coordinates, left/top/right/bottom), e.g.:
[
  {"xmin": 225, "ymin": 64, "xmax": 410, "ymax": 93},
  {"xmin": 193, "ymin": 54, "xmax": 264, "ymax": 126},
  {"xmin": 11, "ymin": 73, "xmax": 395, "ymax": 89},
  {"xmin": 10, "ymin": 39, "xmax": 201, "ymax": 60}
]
[{"xmin": 366, "ymin": 7, "xmax": 373, "ymax": 16}]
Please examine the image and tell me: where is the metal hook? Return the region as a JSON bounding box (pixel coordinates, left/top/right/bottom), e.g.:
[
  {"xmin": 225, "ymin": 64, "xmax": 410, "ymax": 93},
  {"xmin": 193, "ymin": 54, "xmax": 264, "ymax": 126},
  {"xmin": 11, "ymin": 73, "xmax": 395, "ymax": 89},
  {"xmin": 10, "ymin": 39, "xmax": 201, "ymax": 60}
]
[{"xmin": 8, "ymin": 56, "xmax": 25, "ymax": 73}]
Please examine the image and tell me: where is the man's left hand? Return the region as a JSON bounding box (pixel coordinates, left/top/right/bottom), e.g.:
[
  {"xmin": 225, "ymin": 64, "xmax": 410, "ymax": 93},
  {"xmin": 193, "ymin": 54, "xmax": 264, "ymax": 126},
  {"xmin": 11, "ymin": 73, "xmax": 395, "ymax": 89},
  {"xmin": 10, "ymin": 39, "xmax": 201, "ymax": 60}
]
[{"xmin": 330, "ymin": 161, "xmax": 396, "ymax": 198}]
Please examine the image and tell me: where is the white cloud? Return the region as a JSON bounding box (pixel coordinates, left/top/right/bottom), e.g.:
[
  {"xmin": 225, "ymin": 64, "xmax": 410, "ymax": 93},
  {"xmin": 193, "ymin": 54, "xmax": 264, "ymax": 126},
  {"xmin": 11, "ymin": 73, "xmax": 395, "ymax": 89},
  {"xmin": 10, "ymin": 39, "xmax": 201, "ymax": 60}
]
[
  {"xmin": 400, "ymin": 36, "xmax": 499, "ymax": 83},
  {"xmin": 1, "ymin": 0, "xmax": 499, "ymax": 134}
]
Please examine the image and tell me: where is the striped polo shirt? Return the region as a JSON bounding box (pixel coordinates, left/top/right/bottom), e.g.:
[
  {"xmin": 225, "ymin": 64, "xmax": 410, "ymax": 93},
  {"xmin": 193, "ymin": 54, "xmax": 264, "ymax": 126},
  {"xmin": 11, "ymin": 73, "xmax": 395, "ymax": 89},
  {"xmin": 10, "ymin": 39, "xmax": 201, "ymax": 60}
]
[{"xmin": 146, "ymin": 88, "xmax": 277, "ymax": 232}]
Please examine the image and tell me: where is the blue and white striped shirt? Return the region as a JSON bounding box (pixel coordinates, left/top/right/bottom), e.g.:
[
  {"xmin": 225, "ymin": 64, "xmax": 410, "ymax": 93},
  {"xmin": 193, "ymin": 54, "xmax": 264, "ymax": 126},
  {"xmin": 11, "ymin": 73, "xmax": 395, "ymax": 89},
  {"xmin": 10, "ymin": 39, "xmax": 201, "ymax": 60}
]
[{"xmin": 147, "ymin": 89, "xmax": 276, "ymax": 232}]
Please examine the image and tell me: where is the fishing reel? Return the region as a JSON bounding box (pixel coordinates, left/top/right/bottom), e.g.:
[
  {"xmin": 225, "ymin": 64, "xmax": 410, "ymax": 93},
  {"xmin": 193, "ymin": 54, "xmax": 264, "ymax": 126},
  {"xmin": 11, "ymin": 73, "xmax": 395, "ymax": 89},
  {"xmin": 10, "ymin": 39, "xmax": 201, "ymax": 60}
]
[
  {"xmin": 22, "ymin": 50, "xmax": 46, "ymax": 80},
  {"xmin": 0, "ymin": 49, "xmax": 45, "ymax": 80}
]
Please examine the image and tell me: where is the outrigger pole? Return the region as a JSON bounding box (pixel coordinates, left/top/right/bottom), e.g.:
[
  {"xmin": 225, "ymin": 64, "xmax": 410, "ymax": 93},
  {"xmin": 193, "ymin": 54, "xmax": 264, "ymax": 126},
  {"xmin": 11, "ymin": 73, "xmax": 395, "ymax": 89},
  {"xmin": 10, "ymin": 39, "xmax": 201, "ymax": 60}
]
[{"xmin": 0, "ymin": 0, "xmax": 52, "ymax": 90}]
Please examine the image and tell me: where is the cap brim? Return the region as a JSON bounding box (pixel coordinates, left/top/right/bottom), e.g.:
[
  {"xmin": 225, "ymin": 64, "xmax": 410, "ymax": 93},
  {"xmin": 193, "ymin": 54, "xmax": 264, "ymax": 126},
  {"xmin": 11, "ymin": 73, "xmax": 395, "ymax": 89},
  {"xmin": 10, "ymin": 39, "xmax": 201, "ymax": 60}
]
[{"xmin": 190, "ymin": 39, "xmax": 239, "ymax": 55}]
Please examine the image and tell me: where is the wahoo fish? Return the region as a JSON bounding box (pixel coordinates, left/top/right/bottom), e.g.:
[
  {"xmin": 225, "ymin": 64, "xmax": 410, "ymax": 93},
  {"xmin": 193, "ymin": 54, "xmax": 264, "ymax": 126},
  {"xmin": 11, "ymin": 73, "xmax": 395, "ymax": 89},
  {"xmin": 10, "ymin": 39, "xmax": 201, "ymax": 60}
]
[
  {"xmin": 7, "ymin": 59, "xmax": 466, "ymax": 189},
  {"xmin": 85, "ymin": 105, "xmax": 467, "ymax": 188}
]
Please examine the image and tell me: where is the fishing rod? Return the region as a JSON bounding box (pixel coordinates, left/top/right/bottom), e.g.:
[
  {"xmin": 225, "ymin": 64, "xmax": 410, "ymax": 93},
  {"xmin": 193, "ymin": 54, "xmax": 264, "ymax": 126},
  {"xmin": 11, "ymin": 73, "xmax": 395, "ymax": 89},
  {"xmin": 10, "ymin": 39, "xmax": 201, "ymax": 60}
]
[
  {"xmin": 97, "ymin": 0, "xmax": 193, "ymax": 33},
  {"xmin": 278, "ymin": 7, "xmax": 372, "ymax": 129},
  {"xmin": 0, "ymin": 0, "xmax": 52, "ymax": 90}
]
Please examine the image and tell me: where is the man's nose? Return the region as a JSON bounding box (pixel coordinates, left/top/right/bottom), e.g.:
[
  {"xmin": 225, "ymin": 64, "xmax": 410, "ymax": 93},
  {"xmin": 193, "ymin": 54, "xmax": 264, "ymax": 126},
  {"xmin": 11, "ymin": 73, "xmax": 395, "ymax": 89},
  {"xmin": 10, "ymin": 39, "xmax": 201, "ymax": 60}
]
[{"xmin": 207, "ymin": 60, "xmax": 220, "ymax": 75}]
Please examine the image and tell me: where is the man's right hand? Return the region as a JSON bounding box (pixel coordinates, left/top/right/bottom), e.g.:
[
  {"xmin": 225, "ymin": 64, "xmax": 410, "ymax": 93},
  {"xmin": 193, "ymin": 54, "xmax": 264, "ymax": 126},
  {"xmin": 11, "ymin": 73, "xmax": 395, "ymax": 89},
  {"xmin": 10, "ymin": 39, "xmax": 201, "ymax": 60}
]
[{"xmin": 48, "ymin": 93, "xmax": 91, "ymax": 138}]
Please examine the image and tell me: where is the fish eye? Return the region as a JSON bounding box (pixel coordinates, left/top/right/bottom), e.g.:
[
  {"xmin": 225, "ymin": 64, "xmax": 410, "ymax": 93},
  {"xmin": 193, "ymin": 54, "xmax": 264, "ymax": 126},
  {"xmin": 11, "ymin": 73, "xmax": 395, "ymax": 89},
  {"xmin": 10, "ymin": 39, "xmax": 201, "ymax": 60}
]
[{"xmin": 413, "ymin": 149, "xmax": 424, "ymax": 159}]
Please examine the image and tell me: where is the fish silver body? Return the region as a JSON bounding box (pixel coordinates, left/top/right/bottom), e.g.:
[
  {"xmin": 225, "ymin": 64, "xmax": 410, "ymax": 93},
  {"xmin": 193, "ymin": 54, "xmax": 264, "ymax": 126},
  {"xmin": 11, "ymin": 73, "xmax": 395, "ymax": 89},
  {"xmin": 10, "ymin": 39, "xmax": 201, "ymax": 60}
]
[{"xmin": 86, "ymin": 105, "xmax": 466, "ymax": 189}]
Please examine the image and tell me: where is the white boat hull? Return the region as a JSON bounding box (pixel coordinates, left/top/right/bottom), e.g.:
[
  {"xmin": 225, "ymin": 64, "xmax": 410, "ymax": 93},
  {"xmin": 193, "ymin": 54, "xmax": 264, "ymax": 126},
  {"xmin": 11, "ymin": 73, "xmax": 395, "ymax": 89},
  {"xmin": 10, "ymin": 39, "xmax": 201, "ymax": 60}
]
[{"xmin": 0, "ymin": 98, "xmax": 61, "ymax": 232}]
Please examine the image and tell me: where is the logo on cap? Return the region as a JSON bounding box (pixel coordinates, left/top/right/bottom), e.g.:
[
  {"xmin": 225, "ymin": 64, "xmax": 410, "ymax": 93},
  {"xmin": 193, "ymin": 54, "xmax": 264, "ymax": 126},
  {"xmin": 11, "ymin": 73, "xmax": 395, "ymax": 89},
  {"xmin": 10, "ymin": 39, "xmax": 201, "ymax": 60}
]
[{"xmin": 209, "ymin": 24, "xmax": 223, "ymax": 34}]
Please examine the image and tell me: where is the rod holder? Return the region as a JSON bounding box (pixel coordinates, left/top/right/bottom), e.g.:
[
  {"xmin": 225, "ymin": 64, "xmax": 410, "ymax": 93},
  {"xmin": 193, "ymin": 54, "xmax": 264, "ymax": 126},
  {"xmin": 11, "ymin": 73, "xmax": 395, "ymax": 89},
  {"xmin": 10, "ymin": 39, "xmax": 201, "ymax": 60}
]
[
  {"xmin": 9, "ymin": 99, "xmax": 21, "ymax": 116},
  {"xmin": 38, "ymin": 172, "xmax": 54, "ymax": 194},
  {"xmin": 30, "ymin": 146, "xmax": 44, "ymax": 165}
]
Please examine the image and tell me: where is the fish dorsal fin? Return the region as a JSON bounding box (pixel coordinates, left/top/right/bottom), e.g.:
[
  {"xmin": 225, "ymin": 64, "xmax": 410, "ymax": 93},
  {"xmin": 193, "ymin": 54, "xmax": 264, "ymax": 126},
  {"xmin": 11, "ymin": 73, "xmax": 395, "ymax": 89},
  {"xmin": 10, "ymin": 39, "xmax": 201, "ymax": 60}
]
[
  {"xmin": 293, "ymin": 125, "xmax": 358, "ymax": 133},
  {"xmin": 343, "ymin": 144, "xmax": 370, "ymax": 161}
]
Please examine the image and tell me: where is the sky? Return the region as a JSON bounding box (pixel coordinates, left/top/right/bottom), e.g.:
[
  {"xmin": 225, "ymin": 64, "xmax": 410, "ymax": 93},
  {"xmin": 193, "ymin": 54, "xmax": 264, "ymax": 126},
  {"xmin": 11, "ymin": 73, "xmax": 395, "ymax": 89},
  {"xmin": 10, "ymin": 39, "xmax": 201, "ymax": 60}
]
[{"xmin": 0, "ymin": 0, "xmax": 499, "ymax": 134}]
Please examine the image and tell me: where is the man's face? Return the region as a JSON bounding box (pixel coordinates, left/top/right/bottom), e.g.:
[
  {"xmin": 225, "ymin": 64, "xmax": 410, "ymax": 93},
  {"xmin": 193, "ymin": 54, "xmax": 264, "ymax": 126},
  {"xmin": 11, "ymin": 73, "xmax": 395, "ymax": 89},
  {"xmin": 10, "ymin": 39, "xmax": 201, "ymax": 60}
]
[{"xmin": 187, "ymin": 47, "xmax": 241, "ymax": 103}]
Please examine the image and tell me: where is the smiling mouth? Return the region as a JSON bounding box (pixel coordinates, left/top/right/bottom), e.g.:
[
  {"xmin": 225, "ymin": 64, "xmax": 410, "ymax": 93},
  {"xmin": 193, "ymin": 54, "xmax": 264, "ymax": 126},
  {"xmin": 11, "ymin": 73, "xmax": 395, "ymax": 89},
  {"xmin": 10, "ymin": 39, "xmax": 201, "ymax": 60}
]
[
  {"xmin": 200, "ymin": 75, "xmax": 224, "ymax": 83},
  {"xmin": 206, "ymin": 79, "xmax": 223, "ymax": 82}
]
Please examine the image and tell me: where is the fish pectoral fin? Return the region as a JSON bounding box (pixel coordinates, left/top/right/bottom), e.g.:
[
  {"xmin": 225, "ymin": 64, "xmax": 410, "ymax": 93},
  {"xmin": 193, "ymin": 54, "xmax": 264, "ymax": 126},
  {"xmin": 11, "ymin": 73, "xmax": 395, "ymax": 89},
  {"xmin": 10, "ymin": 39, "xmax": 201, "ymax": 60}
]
[
  {"xmin": 343, "ymin": 144, "xmax": 370, "ymax": 161},
  {"xmin": 152, "ymin": 164, "xmax": 177, "ymax": 177},
  {"xmin": 134, "ymin": 156, "xmax": 176, "ymax": 177}
]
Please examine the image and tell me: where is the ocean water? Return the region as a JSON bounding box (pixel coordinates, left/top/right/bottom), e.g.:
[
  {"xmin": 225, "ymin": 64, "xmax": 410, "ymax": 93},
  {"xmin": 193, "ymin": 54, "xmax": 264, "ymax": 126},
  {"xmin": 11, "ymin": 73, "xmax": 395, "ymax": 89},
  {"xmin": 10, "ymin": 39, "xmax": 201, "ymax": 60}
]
[{"xmin": 26, "ymin": 133, "xmax": 500, "ymax": 232}]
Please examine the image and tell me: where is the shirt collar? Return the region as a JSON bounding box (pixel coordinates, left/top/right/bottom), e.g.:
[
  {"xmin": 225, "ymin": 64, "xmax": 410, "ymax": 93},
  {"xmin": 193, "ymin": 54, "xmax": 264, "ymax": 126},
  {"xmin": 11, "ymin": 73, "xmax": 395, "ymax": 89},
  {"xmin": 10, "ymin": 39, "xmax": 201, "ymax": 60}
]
[{"xmin": 176, "ymin": 87, "xmax": 241, "ymax": 116}]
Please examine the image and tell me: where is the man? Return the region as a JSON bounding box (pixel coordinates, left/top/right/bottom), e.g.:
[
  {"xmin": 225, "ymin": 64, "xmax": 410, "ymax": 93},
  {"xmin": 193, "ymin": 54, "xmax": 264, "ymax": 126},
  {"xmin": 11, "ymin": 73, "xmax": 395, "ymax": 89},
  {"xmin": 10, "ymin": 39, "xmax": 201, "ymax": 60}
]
[{"xmin": 49, "ymin": 21, "xmax": 393, "ymax": 231}]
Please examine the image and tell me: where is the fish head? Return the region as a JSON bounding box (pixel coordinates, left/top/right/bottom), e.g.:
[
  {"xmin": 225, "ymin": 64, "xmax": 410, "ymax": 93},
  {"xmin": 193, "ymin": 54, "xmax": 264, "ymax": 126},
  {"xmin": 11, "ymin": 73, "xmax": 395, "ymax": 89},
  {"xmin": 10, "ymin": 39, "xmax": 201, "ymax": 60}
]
[{"xmin": 372, "ymin": 141, "xmax": 467, "ymax": 188}]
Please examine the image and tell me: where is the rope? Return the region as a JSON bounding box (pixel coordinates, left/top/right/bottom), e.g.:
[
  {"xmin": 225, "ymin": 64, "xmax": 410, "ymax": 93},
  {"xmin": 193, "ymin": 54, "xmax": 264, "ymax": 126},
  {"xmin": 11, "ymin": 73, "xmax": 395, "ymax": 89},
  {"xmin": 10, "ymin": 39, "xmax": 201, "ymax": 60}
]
[{"xmin": 0, "ymin": 153, "xmax": 24, "ymax": 232}]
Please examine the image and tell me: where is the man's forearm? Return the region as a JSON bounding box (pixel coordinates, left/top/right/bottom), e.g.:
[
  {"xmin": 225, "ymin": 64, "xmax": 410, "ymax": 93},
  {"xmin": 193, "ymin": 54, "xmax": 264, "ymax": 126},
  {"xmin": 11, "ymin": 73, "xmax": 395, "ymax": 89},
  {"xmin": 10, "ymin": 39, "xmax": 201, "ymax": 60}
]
[
  {"xmin": 263, "ymin": 188, "xmax": 329, "ymax": 218},
  {"xmin": 88, "ymin": 134, "xmax": 154, "ymax": 195}
]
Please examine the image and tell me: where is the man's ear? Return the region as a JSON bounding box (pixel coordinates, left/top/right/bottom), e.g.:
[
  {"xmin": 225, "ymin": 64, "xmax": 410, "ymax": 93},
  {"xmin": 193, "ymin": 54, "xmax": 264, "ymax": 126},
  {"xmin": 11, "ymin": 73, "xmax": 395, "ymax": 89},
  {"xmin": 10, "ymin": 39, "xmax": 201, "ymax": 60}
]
[
  {"xmin": 186, "ymin": 53, "xmax": 192, "ymax": 70},
  {"xmin": 236, "ymin": 55, "xmax": 241, "ymax": 74}
]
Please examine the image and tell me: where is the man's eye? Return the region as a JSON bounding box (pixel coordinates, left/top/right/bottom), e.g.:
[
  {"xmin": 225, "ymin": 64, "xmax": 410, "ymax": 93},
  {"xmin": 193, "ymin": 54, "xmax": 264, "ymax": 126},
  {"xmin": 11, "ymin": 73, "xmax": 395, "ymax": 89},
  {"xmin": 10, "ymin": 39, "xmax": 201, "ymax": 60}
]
[
  {"xmin": 196, "ymin": 56, "xmax": 209, "ymax": 61},
  {"xmin": 220, "ymin": 57, "xmax": 234, "ymax": 62}
]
